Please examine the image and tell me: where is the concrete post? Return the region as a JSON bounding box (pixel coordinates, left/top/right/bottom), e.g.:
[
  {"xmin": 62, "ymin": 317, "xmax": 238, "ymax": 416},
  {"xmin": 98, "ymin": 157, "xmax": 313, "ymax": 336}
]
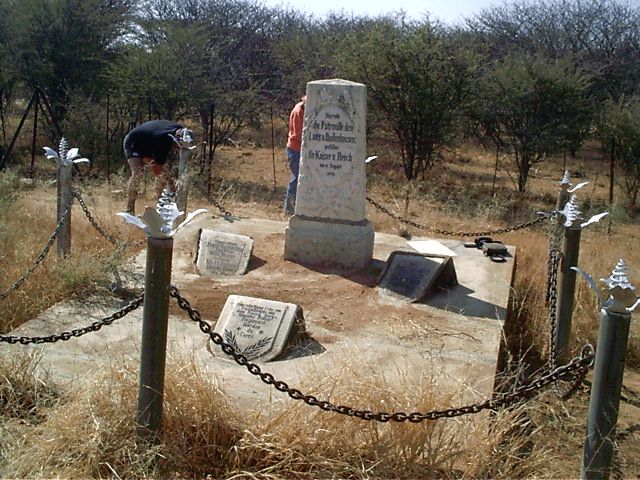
[
  {"xmin": 580, "ymin": 260, "xmax": 637, "ymax": 480},
  {"xmin": 137, "ymin": 235, "xmax": 173, "ymax": 441}
]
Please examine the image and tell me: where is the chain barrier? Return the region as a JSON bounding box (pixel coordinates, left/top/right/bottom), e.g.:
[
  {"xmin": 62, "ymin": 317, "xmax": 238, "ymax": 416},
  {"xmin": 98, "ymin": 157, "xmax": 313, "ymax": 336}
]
[
  {"xmin": 171, "ymin": 286, "xmax": 594, "ymax": 422},
  {"xmin": 0, "ymin": 198, "xmax": 74, "ymax": 301},
  {"xmin": 0, "ymin": 294, "xmax": 143, "ymax": 345},
  {"xmin": 547, "ymin": 249, "xmax": 561, "ymax": 370},
  {"xmin": 545, "ymin": 212, "xmax": 563, "ymax": 304},
  {"xmin": 366, "ymin": 195, "xmax": 553, "ymax": 238},
  {"xmin": 72, "ymin": 191, "xmax": 119, "ymax": 246},
  {"xmin": 193, "ymin": 184, "xmax": 233, "ymax": 217}
]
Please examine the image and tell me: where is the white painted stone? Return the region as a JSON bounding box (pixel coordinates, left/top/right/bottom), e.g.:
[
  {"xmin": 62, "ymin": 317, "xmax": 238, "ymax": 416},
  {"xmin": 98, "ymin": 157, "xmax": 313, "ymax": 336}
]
[
  {"xmin": 284, "ymin": 215, "xmax": 374, "ymax": 269},
  {"xmin": 284, "ymin": 79, "xmax": 374, "ymax": 269},
  {"xmin": 213, "ymin": 295, "xmax": 304, "ymax": 362},
  {"xmin": 294, "ymin": 79, "xmax": 367, "ymax": 221},
  {"xmin": 196, "ymin": 229, "xmax": 253, "ymax": 276}
]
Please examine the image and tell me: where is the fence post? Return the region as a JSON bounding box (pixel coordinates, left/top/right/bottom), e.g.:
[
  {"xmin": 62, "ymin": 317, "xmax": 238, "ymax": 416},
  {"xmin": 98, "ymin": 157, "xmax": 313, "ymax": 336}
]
[
  {"xmin": 176, "ymin": 129, "xmax": 194, "ymax": 223},
  {"xmin": 117, "ymin": 190, "xmax": 205, "ymax": 442},
  {"xmin": 580, "ymin": 260, "xmax": 637, "ymax": 480},
  {"xmin": 554, "ymin": 195, "xmax": 609, "ymax": 363},
  {"xmin": 556, "ymin": 171, "xmax": 571, "ymax": 212},
  {"xmin": 56, "ymin": 154, "xmax": 73, "ymax": 257},
  {"xmin": 44, "ymin": 138, "xmax": 90, "ymax": 258},
  {"xmin": 555, "ymin": 197, "xmax": 582, "ymax": 362},
  {"xmin": 137, "ymin": 233, "xmax": 173, "ymax": 441}
]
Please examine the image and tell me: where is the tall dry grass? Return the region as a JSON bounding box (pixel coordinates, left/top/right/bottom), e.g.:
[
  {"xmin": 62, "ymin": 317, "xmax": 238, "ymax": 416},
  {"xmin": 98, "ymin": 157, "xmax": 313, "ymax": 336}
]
[
  {"xmin": 0, "ymin": 169, "xmax": 142, "ymax": 331},
  {"xmin": 0, "ymin": 351, "xmax": 552, "ymax": 479}
]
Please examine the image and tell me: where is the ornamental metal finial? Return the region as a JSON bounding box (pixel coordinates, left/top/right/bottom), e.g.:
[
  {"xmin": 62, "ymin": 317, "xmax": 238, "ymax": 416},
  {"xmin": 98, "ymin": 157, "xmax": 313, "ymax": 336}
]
[
  {"xmin": 558, "ymin": 194, "xmax": 609, "ymax": 229},
  {"xmin": 43, "ymin": 137, "xmax": 90, "ymax": 168},
  {"xmin": 559, "ymin": 195, "xmax": 582, "ymax": 227},
  {"xmin": 572, "ymin": 259, "xmax": 639, "ymax": 314},
  {"xmin": 117, "ymin": 188, "xmax": 206, "ymax": 238},
  {"xmin": 170, "ymin": 128, "xmax": 197, "ymax": 151},
  {"xmin": 559, "ymin": 170, "xmax": 589, "ymax": 193}
]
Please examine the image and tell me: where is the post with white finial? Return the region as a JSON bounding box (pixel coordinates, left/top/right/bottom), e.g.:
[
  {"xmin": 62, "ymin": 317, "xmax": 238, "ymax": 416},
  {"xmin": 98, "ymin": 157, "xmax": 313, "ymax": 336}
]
[
  {"xmin": 554, "ymin": 194, "xmax": 608, "ymax": 364},
  {"xmin": 56, "ymin": 138, "xmax": 73, "ymax": 257},
  {"xmin": 117, "ymin": 190, "xmax": 206, "ymax": 442},
  {"xmin": 557, "ymin": 170, "xmax": 572, "ymax": 212},
  {"xmin": 43, "ymin": 138, "xmax": 90, "ymax": 257},
  {"xmin": 555, "ymin": 195, "xmax": 583, "ymax": 362},
  {"xmin": 579, "ymin": 260, "xmax": 638, "ymax": 480}
]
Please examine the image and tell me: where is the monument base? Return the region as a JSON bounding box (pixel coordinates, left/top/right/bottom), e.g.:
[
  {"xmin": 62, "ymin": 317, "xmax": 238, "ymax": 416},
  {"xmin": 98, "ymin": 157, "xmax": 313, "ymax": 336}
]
[{"xmin": 284, "ymin": 215, "xmax": 374, "ymax": 270}]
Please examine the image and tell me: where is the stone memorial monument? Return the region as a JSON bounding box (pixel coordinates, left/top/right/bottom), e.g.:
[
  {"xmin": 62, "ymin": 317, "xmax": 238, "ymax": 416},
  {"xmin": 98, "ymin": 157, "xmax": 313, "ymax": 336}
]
[
  {"xmin": 196, "ymin": 229, "xmax": 253, "ymax": 276},
  {"xmin": 212, "ymin": 295, "xmax": 305, "ymax": 362},
  {"xmin": 284, "ymin": 79, "xmax": 374, "ymax": 269}
]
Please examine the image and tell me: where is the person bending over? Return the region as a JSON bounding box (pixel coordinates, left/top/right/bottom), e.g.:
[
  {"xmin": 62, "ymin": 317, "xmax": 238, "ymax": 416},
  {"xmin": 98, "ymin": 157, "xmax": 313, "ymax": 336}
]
[{"xmin": 123, "ymin": 119, "xmax": 191, "ymax": 214}]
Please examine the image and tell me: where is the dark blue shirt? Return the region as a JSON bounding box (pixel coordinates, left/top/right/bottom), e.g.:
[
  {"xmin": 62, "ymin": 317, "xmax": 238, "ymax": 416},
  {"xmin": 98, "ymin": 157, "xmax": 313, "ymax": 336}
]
[{"xmin": 123, "ymin": 120, "xmax": 183, "ymax": 165}]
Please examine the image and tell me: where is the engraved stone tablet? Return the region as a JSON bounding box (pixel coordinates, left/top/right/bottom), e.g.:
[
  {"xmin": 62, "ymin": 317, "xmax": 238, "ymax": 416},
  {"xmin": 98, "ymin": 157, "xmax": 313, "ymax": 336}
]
[
  {"xmin": 196, "ymin": 229, "xmax": 253, "ymax": 276},
  {"xmin": 379, "ymin": 251, "xmax": 458, "ymax": 302},
  {"xmin": 213, "ymin": 295, "xmax": 305, "ymax": 362}
]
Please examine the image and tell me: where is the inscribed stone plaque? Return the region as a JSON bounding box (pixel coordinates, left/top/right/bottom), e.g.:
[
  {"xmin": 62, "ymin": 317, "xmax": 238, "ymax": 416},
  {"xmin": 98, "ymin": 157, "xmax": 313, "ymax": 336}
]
[
  {"xmin": 196, "ymin": 229, "xmax": 253, "ymax": 276},
  {"xmin": 294, "ymin": 79, "xmax": 368, "ymax": 222},
  {"xmin": 213, "ymin": 295, "xmax": 305, "ymax": 362},
  {"xmin": 379, "ymin": 251, "xmax": 458, "ymax": 302}
]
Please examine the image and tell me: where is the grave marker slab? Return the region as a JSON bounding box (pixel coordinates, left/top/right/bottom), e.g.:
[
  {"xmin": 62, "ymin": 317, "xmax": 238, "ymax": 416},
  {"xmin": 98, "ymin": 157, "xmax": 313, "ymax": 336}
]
[
  {"xmin": 196, "ymin": 229, "xmax": 253, "ymax": 276},
  {"xmin": 213, "ymin": 295, "xmax": 305, "ymax": 362},
  {"xmin": 284, "ymin": 78, "xmax": 374, "ymax": 269},
  {"xmin": 379, "ymin": 251, "xmax": 458, "ymax": 302}
]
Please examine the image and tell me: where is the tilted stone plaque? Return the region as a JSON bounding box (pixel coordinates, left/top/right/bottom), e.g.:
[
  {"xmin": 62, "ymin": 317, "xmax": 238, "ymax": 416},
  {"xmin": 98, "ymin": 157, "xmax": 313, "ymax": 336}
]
[
  {"xmin": 196, "ymin": 229, "xmax": 253, "ymax": 276},
  {"xmin": 213, "ymin": 295, "xmax": 305, "ymax": 362},
  {"xmin": 284, "ymin": 79, "xmax": 374, "ymax": 269},
  {"xmin": 379, "ymin": 251, "xmax": 458, "ymax": 302}
]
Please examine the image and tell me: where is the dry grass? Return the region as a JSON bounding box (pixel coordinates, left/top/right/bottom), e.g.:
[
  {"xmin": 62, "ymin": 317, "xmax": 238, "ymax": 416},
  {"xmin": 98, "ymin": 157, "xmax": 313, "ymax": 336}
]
[
  {"xmin": 0, "ymin": 351, "xmax": 552, "ymax": 479},
  {"xmin": 1, "ymin": 133, "xmax": 639, "ymax": 478},
  {"xmin": 0, "ymin": 172, "xmax": 143, "ymax": 331}
]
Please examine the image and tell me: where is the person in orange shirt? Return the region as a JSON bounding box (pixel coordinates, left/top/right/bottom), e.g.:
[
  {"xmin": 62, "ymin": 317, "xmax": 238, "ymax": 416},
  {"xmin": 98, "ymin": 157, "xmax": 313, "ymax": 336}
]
[{"xmin": 284, "ymin": 95, "xmax": 306, "ymax": 214}]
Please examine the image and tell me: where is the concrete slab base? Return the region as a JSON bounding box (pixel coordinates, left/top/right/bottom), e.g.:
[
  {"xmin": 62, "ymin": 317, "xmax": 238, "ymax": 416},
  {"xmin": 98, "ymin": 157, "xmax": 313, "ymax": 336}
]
[
  {"xmin": 284, "ymin": 215, "xmax": 374, "ymax": 269},
  {"xmin": 3, "ymin": 216, "xmax": 516, "ymax": 420}
]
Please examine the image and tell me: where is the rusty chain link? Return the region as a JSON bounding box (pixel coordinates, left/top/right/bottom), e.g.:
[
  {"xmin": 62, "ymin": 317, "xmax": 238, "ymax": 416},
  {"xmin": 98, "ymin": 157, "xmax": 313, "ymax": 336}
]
[
  {"xmin": 0, "ymin": 198, "xmax": 74, "ymax": 301},
  {"xmin": 547, "ymin": 249, "xmax": 561, "ymax": 370},
  {"xmin": 0, "ymin": 294, "xmax": 143, "ymax": 345},
  {"xmin": 545, "ymin": 211, "xmax": 563, "ymax": 304},
  {"xmin": 171, "ymin": 286, "xmax": 595, "ymax": 422},
  {"xmin": 193, "ymin": 184, "xmax": 233, "ymax": 217},
  {"xmin": 73, "ymin": 191, "xmax": 119, "ymax": 246},
  {"xmin": 366, "ymin": 195, "xmax": 552, "ymax": 238}
]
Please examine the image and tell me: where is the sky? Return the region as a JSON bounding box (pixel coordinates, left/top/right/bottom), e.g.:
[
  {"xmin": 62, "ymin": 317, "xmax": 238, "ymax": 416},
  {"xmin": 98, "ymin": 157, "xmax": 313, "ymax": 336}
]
[{"xmin": 261, "ymin": 0, "xmax": 505, "ymax": 25}]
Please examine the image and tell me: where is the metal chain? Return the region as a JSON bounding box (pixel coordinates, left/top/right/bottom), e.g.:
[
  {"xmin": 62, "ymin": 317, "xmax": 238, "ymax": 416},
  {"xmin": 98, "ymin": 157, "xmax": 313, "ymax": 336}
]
[
  {"xmin": 545, "ymin": 212, "xmax": 563, "ymax": 304},
  {"xmin": 0, "ymin": 294, "xmax": 143, "ymax": 345},
  {"xmin": 0, "ymin": 198, "xmax": 74, "ymax": 301},
  {"xmin": 193, "ymin": 184, "xmax": 233, "ymax": 217},
  {"xmin": 547, "ymin": 249, "xmax": 561, "ymax": 370},
  {"xmin": 366, "ymin": 196, "xmax": 552, "ymax": 238},
  {"xmin": 170, "ymin": 286, "xmax": 595, "ymax": 423},
  {"xmin": 72, "ymin": 191, "xmax": 119, "ymax": 246}
]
